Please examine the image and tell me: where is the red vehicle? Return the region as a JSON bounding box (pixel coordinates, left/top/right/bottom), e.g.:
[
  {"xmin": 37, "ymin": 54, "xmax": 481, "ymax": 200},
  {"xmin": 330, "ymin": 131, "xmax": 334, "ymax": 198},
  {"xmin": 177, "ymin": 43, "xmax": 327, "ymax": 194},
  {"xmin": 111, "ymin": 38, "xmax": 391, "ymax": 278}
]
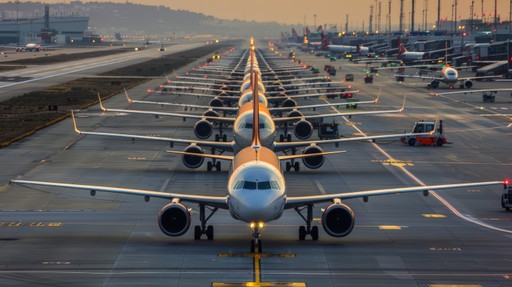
[{"xmin": 401, "ymin": 120, "xmax": 451, "ymax": 146}]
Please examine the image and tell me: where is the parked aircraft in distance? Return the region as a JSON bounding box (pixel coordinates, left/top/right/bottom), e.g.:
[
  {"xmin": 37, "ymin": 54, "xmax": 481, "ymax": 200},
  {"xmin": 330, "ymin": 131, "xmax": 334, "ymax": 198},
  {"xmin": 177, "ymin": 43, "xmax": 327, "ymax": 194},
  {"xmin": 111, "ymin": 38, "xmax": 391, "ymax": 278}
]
[{"xmin": 11, "ymin": 66, "xmax": 505, "ymax": 252}]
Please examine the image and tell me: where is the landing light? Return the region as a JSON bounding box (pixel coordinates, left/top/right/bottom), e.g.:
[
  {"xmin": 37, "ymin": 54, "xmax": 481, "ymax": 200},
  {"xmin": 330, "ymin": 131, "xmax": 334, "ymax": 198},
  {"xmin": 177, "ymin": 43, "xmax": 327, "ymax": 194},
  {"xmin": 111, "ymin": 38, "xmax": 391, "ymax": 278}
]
[
  {"xmin": 250, "ymin": 222, "xmax": 256, "ymax": 229},
  {"xmin": 258, "ymin": 222, "xmax": 264, "ymax": 229}
]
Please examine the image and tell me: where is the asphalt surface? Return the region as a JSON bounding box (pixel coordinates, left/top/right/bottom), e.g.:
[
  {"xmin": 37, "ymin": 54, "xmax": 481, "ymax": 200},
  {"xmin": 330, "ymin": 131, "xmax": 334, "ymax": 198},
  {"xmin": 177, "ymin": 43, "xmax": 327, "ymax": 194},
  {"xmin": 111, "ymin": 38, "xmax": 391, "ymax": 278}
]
[
  {"xmin": 1, "ymin": 44, "xmax": 511, "ymax": 287},
  {"xmin": 0, "ymin": 42, "xmax": 204, "ymax": 102}
]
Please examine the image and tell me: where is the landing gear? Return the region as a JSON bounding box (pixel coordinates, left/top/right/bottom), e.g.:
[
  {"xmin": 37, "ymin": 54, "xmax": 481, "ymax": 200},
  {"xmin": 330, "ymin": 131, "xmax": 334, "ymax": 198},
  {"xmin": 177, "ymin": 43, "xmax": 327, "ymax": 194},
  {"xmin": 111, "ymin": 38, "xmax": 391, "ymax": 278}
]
[
  {"xmin": 214, "ymin": 124, "xmax": 227, "ymax": 142},
  {"xmin": 295, "ymin": 204, "xmax": 319, "ymax": 240},
  {"xmin": 250, "ymin": 238, "xmax": 263, "ymax": 253},
  {"xmin": 285, "ymin": 161, "xmax": 300, "ymax": 172},
  {"xmin": 207, "ymin": 161, "xmax": 221, "ymax": 171},
  {"xmin": 194, "ymin": 204, "xmax": 218, "ymax": 240}
]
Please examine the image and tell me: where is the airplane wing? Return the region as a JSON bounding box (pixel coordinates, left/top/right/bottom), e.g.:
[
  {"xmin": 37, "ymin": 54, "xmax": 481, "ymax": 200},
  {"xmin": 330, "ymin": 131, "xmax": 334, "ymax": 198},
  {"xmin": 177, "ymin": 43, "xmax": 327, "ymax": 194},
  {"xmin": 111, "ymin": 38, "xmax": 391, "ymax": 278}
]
[
  {"xmin": 458, "ymin": 75, "xmax": 504, "ymax": 82},
  {"xmin": 268, "ymin": 96, "xmax": 378, "ymax": 112},
  {"xmin": 431, "ymin": 88, "xmax": 512, "ymax": 96},
  {"xmin": 273, "ymin": 96, "xmax": 404, "ymax": 123},
  {"xmin": 394, "ymin": 73, "xmax": 443, "ymax": 81},
  {"xmin": 272, "ymin": 131, "xmax": 429, "ymax": 151},
  {"xmin": 72, "ymin": 112, "xmax": 235, "ymax": 152},
  {"xmin": 166, "ymin": 149, "xmax": 346, "ymax": 161},
  {"xmin": 98, "ymin": 95, "xmax": 236, "ymax": 124},
  {"xmin": 10, "ymin": 180, "xmax": 228, "ymax": 209},
  {"xmin": 284, "ymin": 181, "xmax": 503, "ymax": 209}
]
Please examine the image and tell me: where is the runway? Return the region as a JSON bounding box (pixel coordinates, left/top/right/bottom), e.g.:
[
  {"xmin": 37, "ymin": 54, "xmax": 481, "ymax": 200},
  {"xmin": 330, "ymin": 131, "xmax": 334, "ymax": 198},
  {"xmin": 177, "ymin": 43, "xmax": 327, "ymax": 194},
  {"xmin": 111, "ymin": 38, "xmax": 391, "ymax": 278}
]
[
  {"xmin": 1, "ymin": 44, "xmax": 512, "ymax": 286},
  {"xmin": 0, "ymin": 42, "xmax": 204, "ymax": 102}
]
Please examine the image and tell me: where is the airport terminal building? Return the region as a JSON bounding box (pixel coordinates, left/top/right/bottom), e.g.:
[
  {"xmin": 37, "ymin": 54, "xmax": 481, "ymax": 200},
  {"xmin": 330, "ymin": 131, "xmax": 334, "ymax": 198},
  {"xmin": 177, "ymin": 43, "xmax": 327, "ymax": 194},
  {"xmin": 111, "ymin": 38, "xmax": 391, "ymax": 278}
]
[{"xmin": 0, "ymin": 6, "xmax": 88, "ymax": 45}]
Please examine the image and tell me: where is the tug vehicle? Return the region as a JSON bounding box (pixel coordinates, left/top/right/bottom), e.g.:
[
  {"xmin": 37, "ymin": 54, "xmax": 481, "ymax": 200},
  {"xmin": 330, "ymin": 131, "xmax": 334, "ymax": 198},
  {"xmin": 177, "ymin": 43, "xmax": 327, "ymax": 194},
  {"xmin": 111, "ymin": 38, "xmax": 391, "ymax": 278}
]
[
  {"xmin": 401, "ymin": 120, "xmax": 451, "ymax": 147},
  {"xmin": 502, "ymin": 180, "xmax": 512, "ymax": 211}
]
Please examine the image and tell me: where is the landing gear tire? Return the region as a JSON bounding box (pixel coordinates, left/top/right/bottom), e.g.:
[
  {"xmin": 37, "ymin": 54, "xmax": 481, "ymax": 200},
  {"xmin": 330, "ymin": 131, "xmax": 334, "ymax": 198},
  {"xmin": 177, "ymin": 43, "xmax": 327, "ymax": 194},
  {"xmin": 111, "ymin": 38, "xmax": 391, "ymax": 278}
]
[
  {"xmin": 194, "ymin": 226, "xmax": 202, "ymax": 240},
  {"xmin": 436, "ymin": 138, "xmax": 444, "ymax": 147},
  {"xmin": 206, "ymin": 225, "xmax": 214, "ymax": 240},
  {"xmin": 207, "ymin": 161, "xmax": 213, "ymax": 171},
  {"xmin": 280, "ymin": 134, "xmax": 285, "ymax": 142},
  {"xmin": 215, "ymin": 134, "xmax": 220, "ymax": 142},
  {"xmin": 293, "ymin": 162, "xmax": 300, "ymax": 172},
  {"xmin": 222, "ymin": 134, "xmax": 227, "ymax": 142},
  {"xmin": 299, "ymin": 226, "xmax": 307, "ymax": 241},
  {"xmin": 215, "ymin": 161, "xmax": 221, "ymax": 171},
  {"xmin": 287, "ymin": 134, "xmax": 292, "ymax": 142},
  {"xmin": 408, "ymin": 138, "xmax": 416, "ymax": 146},
  {"xmin": 311, "ymin": 226, "xmax": 319, "ymax": 241},
  {"xmin": 286, "ymin": 162, "xmax": 291, "ymax": 172}
]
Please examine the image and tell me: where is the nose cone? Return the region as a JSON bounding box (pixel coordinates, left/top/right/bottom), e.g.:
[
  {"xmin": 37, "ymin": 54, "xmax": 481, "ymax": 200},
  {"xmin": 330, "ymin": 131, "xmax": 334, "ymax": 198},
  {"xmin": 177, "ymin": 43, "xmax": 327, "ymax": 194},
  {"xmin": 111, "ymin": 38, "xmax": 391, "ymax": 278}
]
[{"xmin": 230, "ymin": 189, "xmax": 281, "ymax": 222}]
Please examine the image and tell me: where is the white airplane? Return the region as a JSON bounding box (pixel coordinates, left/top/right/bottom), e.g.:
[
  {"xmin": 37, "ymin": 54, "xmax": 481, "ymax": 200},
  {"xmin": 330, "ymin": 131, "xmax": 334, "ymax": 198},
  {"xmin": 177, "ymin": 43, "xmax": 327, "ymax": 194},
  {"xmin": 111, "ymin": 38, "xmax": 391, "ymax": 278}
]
[
  {"xmin": 11, "ymin": 70, "xmax": 505, "ymax": 251},
  {"xmin": 431, "ymin": 88, "xmax": 512, "ymax": 103},
  {"xmin": 394, "ymin": 64, "xmax": 502, "ymax": 89}
]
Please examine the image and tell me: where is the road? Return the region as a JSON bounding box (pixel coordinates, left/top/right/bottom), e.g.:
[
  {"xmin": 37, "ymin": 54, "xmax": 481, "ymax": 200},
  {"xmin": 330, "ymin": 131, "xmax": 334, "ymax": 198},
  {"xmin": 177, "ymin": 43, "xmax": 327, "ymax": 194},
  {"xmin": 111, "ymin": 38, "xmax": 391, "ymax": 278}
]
[
  {"xmin": 0, "ymin": 42, "xmax": 204, "ymax": 102},
  {"xmin": 0, "ymin": 45, "xmax": 511, "ymax": 286}
]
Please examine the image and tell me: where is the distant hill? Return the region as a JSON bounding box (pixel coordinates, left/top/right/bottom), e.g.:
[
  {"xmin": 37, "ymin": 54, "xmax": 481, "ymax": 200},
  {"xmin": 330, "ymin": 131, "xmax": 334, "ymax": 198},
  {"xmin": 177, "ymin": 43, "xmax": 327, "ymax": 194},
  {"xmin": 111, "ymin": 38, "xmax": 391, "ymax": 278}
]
[{"xmin": 0, "ymin": 1, "xmax": 292, "ymax": 37}]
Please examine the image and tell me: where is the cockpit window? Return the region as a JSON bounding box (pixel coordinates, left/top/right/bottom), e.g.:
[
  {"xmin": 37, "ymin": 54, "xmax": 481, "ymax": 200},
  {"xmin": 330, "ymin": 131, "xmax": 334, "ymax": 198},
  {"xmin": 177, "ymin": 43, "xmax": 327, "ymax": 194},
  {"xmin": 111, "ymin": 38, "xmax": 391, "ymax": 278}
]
[
  {"xmin": 235, "ymin": 180, "xmax": 281, "ymax": 190},
  {"xmin": 447, "ymin": 71, "xmax": 456, "ymax": 76},
  {"xmin": 257, "ymin": 181, "xmax": 271, "ymax": 190},
  {"xmin": 243, "ymin": 181, "xmax": 257, "ymax": 190}
]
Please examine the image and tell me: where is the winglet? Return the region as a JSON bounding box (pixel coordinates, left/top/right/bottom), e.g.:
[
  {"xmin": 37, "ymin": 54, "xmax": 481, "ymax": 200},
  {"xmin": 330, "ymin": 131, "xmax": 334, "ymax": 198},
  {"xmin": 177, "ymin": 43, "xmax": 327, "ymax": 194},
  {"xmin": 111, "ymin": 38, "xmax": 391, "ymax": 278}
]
[
  {"xmin": 399, "ymin": 95, "xmax": 406, "ymax": 112},
  {"xmin": 124, "ymin": 88, "xmax": 132, "ymax": 103},
  {"xmin": 374, "ymin": 88, "xmax": 381, "ymax": 103},
  {"xmin": 71, "ymin": 111, "xmax": 81, "ymax": 135},
  {"xmin": 98, "ymin": 93, "xmax": 107, "ymax": 112}
]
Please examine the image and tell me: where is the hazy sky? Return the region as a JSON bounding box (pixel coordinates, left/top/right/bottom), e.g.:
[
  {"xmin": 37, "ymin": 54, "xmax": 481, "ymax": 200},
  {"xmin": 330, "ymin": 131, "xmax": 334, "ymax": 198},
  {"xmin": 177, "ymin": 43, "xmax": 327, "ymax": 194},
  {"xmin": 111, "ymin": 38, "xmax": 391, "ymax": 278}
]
[{"xmin": 25, "ymin": 0, "xmax": 512, "ymax": 29}]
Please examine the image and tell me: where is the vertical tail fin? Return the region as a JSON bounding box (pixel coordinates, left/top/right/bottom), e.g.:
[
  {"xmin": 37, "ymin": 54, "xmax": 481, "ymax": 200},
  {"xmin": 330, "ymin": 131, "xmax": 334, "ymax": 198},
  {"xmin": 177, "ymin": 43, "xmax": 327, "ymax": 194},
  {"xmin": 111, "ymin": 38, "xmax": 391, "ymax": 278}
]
[
  {"xmin": 251, "ymin": 68, "xmax": 261, "ymax": 148},
  {"xmin": 397, "ymin": 36, "xmax": 407, "ymax": 60}
]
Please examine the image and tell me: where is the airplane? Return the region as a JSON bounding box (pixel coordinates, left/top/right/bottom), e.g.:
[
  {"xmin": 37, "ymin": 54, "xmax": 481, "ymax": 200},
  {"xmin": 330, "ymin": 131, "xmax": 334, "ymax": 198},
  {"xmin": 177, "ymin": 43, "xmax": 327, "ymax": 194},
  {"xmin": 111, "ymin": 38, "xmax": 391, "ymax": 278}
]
[
  {"xmin": 394, "ymin": 62, "xmax": 503, "ymax": 89},
  {"xmin": 315, "ymin": 26, "xmax": 369, "ymax": 55},
  {"xmin": 72, "ymin": 45, "xmax": 418, "ymax": 173},
  {"xmin": 11, "ymin": 66, "xmax": 506, "ymax": 252},
  {"xmin": 431, "ymin": 88, "xmax": 512, "ymax": 103}
]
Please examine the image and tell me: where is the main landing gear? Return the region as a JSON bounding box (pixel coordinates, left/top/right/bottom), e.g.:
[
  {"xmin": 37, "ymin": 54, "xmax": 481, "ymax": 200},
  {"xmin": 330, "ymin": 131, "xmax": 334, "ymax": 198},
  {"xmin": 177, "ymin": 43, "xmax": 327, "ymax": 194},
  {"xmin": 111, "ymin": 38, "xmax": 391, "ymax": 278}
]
[
  {"xmin": 214, "ymin": 123, "xmax": 227, "ymax": 142},
  {"xmin": 284, "ymin": 148, "xmax": 300, "ymax": 172},
  {"xmin": 194, "ymin": 204, "xmax": 218, "ymax": 240},
  {"xmin": 295, "ymin": 204, "xmax": 319, "ymax": 240},
  {"xmin": 206, "ymin": 147, "xmax": 222, "ymax": 172}
]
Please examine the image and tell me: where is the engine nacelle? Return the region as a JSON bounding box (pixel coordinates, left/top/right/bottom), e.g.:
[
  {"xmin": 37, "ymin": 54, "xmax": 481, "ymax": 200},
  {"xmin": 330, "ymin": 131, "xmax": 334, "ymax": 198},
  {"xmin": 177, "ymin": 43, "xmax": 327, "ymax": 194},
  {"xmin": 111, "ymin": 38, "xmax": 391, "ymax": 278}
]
[
  {"xmin": 301, "ymin": 145, "xmax": 325, "ymax": 169},
  {"xmin": 194, "ymin": 120, "xmax": 213, "ymax": 139},
  {"xmin": 182, "ymin": 145, "xmax": 205, "ymax": 169},
  {"xmin": 158, "ymin": 202, "xmax": 191, "ymax": 237},
  {"xmin": 294, "ymin": 120, "xmax": 313, "ymax": 140},
  {"xmin": 464, "ymin": 80, "xmax": 473, "ymax": 88},
  {"xmin": 203, "ymin": 110, "xmax": 220, "ymax": 118},
  {"xmin": 287, "ymin": 110, "xmax": 303, "ymax": 118},
  {"xmin": 209, "ymin": 98, "xmax": 224, "ymax": 107},
  {"xmin": 321, "ymin": 202, "xmax": 355, "ymax": 237},
  {"xmin": 282, "ymin": 98, "xmax": 298, "ymax": 108}
]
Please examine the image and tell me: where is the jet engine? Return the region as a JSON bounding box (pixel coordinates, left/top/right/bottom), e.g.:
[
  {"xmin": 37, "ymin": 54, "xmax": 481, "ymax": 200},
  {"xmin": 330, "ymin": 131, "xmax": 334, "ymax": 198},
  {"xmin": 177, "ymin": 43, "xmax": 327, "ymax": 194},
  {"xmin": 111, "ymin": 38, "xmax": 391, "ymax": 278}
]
[
  {"xmin": 194, "ymin": 120, "xmax": 213, "ymax": 139},
  {"xmin": 182, "ymin": 145, "xmax": 205, "ymax": 169},
  {"xmin": 203, "ymin": 110, "xmax": 220, "ymax": 118},
  {"xmin": 286, "ymin": 110, "xmax": 303, "ymax": 118},
  {"xmin": 464, "ymin": 80, "xmax": 473, "ymax": 88},
  {"xmin": 158, "ymin": 202, "xmax": 191, "ymax": 236},
  {"xmin": 282, "ymin": 98, "xmax": 298, "ymax": 108},
  {"xmin": 321, "ymin": 202, "xmax": 355, "ymax": 237},
  {"xmin": 294, "ymin": 120, "xmax": 313, "ymax": 140},
  {"xmin": 301, "ymin": 145, "xmax": 325, "ymax": 169},
  {"xmin": 209, "ymin": 98, "xmax": 224, "ymax": 107}
]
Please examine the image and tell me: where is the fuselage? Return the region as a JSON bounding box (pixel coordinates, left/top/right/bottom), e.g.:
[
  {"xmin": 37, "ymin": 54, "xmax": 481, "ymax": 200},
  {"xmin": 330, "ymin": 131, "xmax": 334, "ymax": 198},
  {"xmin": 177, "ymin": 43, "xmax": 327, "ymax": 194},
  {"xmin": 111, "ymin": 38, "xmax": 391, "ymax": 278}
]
[
  {"xmin": 227, "ymin": 145, "xmax": 286, "ymax": 223},
  {"xmin": 440, "ymin": 66, "xmax": 459, "ymax": 84},
  {"xmin": 232, "ymin": 102, "xmax": 276, "ymax": 152}
]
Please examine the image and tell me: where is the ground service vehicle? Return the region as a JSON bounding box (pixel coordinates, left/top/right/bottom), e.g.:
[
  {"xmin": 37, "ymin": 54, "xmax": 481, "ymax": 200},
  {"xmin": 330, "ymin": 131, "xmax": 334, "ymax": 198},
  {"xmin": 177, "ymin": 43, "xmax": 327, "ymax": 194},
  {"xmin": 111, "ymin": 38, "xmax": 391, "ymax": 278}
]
[
  {"xmin": 345, "ymin": 73, "xmax": 354, "ymax": 81},
  {"xmin": 502, "ymin": 180, "xmax": 511, "ymax": 211},
  {"xmin": 318, "ymin": 122, "xmax": 339, "ymax": 140},
  {"xmin": 364, "ymin": 75, "xmax": 374, "ymax": 83},
  {"xmin": 401, "ymin": 120, "xmax": 450, "ymax": 146}
]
